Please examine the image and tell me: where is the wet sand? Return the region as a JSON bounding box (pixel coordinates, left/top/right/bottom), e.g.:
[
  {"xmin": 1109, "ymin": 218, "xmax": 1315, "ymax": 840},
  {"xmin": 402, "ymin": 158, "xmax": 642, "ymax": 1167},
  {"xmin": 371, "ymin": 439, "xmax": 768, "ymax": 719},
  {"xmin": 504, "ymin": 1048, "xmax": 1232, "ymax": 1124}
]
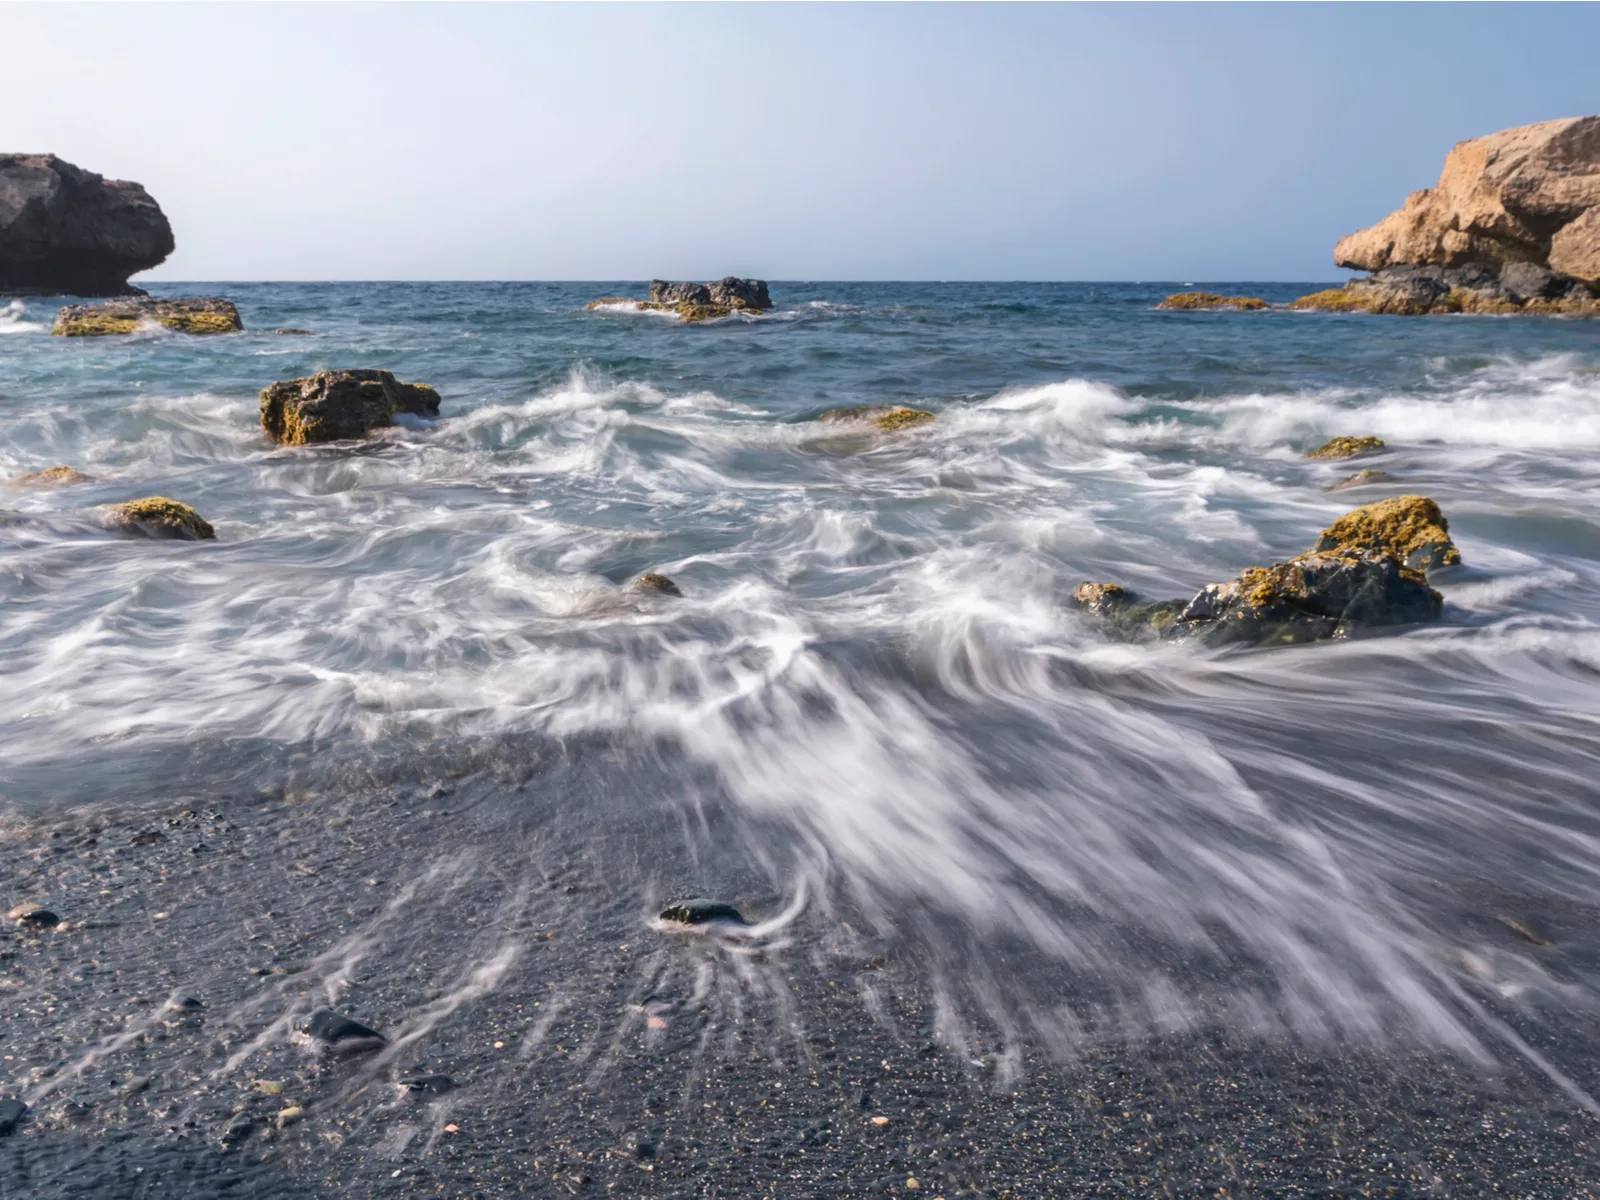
[{"xmin": 3, "ymin": 744, "xmax": 1599, "ymax": 1199}]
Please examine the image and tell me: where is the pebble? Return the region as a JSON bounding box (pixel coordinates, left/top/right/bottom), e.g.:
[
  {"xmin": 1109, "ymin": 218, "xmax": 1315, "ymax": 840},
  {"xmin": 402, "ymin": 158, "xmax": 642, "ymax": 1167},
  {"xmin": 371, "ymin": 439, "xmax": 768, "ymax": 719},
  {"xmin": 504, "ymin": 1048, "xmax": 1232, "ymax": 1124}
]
[
  {"xmin": 396, "ymin": 1074, "xmax": 457, "ymax": 1098},
  {"xmin": 658, "ymin": 898, "xmax": 747, "ymax": 926},
  {"xmin": 8, "ymin": 903, "xmax": 60, "ymax": 928},
  {"xmin": 275, "ymin": 1105, "xmax": 304, "ymax": 1129},
  {"xmin": 220, "ymin": 1112, "xmax": 258, "ymax": 1146},
  {"xmin": 299, "ymin": 1008, "xmax": 387, "ymax": 1053},
  {"xmin": 255, "ymin": 1080, "xmax": 285, "ymax": 1096},
  {"xmin": 0, "ymin": 1098, "xmax": 27, "ymax": 1136},
  {"xmin": 166, "ymin": 996, "xmax": 205, "ymax": 1013}
]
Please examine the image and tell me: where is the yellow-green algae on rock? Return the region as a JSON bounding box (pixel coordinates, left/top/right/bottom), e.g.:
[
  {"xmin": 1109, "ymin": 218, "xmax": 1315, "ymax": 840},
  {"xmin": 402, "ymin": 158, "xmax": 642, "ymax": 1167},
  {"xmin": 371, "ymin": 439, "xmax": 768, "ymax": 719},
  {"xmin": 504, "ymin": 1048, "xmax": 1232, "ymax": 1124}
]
[
  {"xmin": 1306, "ymin": 436, "xmax": 1385, "ymax": 461},
  {"xmin": 260, "ymin": 369, "xmax": 442, "ymax": 446},
  {"xmin": 1155, "ymin": 292, "xmax": 1269, "ymax": 311},
  {"xmin": 1327, "ymin": 468, "xmax": 1396, "ymax": 491},
  {"xmin": 1313, "ymin": 494, "xmax": 1460, "ymax": 574},
  {"xmin": 585, "ymin": 298, "xmax": 749, "ymax": 323},
  {"xmin": 53, "ymin": 297, "xmax": 243, "ymax": 337},
  {"xmin": 816, "ymin": 405, "xmax": 936, "ymax": 433},
  {"xmin": 11, "ymin": 465, "xmax": 94, "ymax": 487},
  {"xmin": 104, "ymin": 497, "xmax": 216, "ymax": 540}
]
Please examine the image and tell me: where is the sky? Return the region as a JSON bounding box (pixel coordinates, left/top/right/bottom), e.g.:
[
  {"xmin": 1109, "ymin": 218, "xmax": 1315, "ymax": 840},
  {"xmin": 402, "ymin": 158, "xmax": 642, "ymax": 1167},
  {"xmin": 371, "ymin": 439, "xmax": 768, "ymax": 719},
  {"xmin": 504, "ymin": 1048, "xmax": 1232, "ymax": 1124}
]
[{"xmin": 6, "ymin": 2, "xmax": 1598, "ymax": 282}]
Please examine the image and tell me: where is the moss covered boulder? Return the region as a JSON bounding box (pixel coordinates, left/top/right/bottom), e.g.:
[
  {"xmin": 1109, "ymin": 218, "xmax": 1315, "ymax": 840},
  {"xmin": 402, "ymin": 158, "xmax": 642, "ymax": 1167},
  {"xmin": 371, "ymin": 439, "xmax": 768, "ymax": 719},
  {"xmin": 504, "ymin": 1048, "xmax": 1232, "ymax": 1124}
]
[
  {"xmin": 1170, "ymin": 552, "xmax": 1442, "ymax": 647},
  {"xmin": 1307, "ymin": 436, "xmax": 1384, "ymax": 461},
  {"xmin": 53, "ymin": 297, "xmax": 242, "ymax": 336},
  {"xmin": 632, "ymin": 572, "xmax": 682, "ymax": 597},
  {"xmin": 1313, "ymin": 495, "xmax": 1460, "ymax": 574},
  {"xmin": 11, "ymin": 465, "xmax": 93, "ymax": 488},
  {"xmin": 260, "ymin": 369, "xmax": 441, "ymax": 445},
  {"xmin": 1155, "ymin": 292, "xmax": 1269, "ymax": 311},
  {"xmin": 816, "ymin": 405, "xmax": 936, "ymax": 433},
  {"xmin": 103, "ymin": 497, "xmax": 215, "ymax": 540}
]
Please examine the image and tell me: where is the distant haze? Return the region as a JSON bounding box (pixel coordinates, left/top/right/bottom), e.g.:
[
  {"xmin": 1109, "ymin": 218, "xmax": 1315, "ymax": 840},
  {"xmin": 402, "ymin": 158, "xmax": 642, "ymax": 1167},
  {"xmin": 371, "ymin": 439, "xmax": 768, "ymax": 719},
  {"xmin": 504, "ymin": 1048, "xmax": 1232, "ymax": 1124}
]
[{"xmin": 7, "ymin": 2, "xmax": 1597, "ymax": 282}]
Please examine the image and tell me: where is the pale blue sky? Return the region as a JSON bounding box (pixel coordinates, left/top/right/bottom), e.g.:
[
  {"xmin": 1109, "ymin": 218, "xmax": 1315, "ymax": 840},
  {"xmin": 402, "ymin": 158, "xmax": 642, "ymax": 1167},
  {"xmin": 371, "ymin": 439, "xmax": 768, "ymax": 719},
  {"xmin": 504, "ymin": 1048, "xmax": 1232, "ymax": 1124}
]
[{"xmin": 7, "ymin": 3, "xmax": 1597, "ymax": 281}]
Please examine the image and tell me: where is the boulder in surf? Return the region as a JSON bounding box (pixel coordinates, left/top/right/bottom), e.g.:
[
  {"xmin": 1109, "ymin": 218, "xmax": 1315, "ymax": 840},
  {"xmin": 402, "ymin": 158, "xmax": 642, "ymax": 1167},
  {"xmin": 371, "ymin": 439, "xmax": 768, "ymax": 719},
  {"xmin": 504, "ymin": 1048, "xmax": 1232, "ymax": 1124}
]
[
  {"xmin": 260, "ymin": 369, "xmax": 441, "ymax": 445},
  {"xmin": 1312, "ymin": 494, "xmax": 1460, "ymax": 575},
  {"xmin": 53, "ymin": 296, "xmax": 242, "ymax": 336},
  {"xmin": 103, "ymin": 497, "xmax": 216, "ymax": 540},
  {"xmin": 815, "ymin": 405, "xmax": 936, "ymax": 433}
]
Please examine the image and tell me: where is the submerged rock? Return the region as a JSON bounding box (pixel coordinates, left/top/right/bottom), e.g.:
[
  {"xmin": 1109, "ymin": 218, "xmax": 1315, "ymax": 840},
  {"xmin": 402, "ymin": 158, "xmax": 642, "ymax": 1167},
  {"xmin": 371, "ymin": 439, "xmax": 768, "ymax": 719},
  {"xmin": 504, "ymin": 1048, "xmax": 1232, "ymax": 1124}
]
[
  {"xmin": 297, "ymin": 1009, "xmax": 387, "ymax": 1054},
  {"xmin": 8, "ymin": 902, "xmax": 60, "ymax": 927},
  {"xmin": 11, "ymin": 465, "xmax": 93, "ymax": 488},
  {"xmin": 1070, "ymin": 582, "xmax": 1184, "ymax": 635},
  {"xmin": 1327, "ymin": 468, "xmax": 1396, "ymax": 491},
  {"xmin": 816, "ymin": 405, "xmax": 936, "ymax": 433},
  {"xmin": 103, "ymin": 497, "xmax": 216, "ymax": 540},
  {"xmin": 0, "ymin": 1098, "xmax": 28, "ymax": 1137},
  {"xmin": 1313, "ymin": 494, "xmax": 1460, "ymax": 574},
  {"xmin": 0, "ymin": 155, "xmax": 173, "ymax": 296},
  {"xmin": 396, "ymin": 1074, "xmax": 457, "ymax": 1098},
  {"xmin": 53, "ymin": 297, "xmax": 242, "ymax": 336},
  {"xmin": 1170, "ymin": 551, "xmax": 1443, "ymax": 647},
  {"xmin": 1306, "ymin": 436, "xmax": 1385, "ymax": 461},
  {"xmin": 1155, "ymin": 292, "xmax": 1269, "ymax": 311},
  {"xmin": 260, "ymin": 369, "xmax": 441, "ymax": 445},
  {"xmin": 272, "ymin": 328, "xmax": 314, "ymax": 336},
  {"xmin": 659, "ymin": 898, "xmax": 747, "ymax": 927},
  {"xmin": 633, "ymin": 572, "xmax": 682, "ymax": 597}
]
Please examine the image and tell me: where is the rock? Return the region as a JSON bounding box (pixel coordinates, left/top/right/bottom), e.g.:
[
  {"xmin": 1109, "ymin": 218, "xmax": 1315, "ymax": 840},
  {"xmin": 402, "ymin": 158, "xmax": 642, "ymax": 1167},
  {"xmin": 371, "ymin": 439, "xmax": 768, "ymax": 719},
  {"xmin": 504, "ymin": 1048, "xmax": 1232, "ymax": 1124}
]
[
  {"xmin": 1154, "ymin": 292, "xmax": 1269, "ymax": 311},
  {"xmin": 1312, "ymin": 495, "xmax": 1460, "ymax": 574},
  {"xmin": 274, "ymin": 1106, "xmax": 304, "ymax": 1129},
  {"xmin": 650, "ymin": 277, "xmax": 772, "ymax": 311},
  {"xmin": 260, "ymin": 369, "xmax": 441, "ymax": 445},
  {"xmin": 271, "ymin": 328, "xmax": 314, "ymax": 336},
  {"xmin": 1306, "ymin": 436, "xmax": 1384, "ymax": 461},
  {"xmin": 10, "ymin": 465, "xmax": 93, "ymax": 487},
  {"xmin": 1335, "ymin": 116, "xmax": 1600, "ymax": 282},
  {"xmin": 658, "ymin": 899, "xmax": 747, "ymax": 927},
  {"xmin": 1327, "ymin": 468, "xmax": 1396, "ymax": 491},
  {"xmin": 1170, "ymin": 551, "xmax": 1443, "ymax": 647},
  {"xmin": 219, "ymin": 1112, "xmax": 258, "ymax": 1146},
  {"xmin": 816, "ymin": 405, "xmax": 936, "ymax": 433},
  {"xmin": 165, "ymin": 996, "xmax": 205, "ymax": 1013},
  {"xmin": 396, "ymin": 1074, "xmax": 457, "ymax": 1098},
  {"xmin": 0, "ymin": 155, "xmax": 173, "ymax": 295},
  {"xmin": 587, "ymin": 297, "xmax": 746, "ymax": 323},
  {"xmin": 297, "ymin": 1008, "xmax": 387, "ymax": 1053},
  {"xmin": 103, "ymin": 497, "xmax": 215, "ymax": 540},
  {"xmin": 7, "ymin": 902, "xmax": 59, "ymax": 928},
  {"xmin": 633, "ymin": 572, "xmax": 682, "ymax": 597},
  {"xmin": 52, "ymin": 297, "xmax": 242, "ymax": 336},
  {"xmin": 1070, "ymin": 582, "xmax": 1184, "ymax": 636},
  {"xmin": 0, "ymin": 1098, "xmax": 27, "ymax": 1137}
]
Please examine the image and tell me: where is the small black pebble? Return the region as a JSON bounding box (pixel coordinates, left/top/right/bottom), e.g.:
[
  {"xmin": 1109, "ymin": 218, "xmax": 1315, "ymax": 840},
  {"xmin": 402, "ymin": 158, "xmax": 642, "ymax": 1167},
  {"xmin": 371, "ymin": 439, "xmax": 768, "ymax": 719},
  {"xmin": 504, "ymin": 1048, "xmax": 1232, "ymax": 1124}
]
[
  {"xmin": 0, "ymin": 1098, "xmax": 26, "ymax": 1136},
  {"xmin": 658, "ymin": 898, "xmax": 746, "ymax": 926},
  {"xmin": 397, "ymin": 1074, "xmax": 456, "ymax": 1097},
  {"xmin": 220, "ymin": 1112, "xmax": 258, "ymax": 1146},
  {"xmin": 9, "ymin": 905, "xmax": 60, "ymax": 928},
  {"xmin": 167, "ymin": 996, "xmax": 205, "ymax": 1012},
  {"xmin": 301, "ymin": 1008, "xmax": 386, "ymax": 1051}
]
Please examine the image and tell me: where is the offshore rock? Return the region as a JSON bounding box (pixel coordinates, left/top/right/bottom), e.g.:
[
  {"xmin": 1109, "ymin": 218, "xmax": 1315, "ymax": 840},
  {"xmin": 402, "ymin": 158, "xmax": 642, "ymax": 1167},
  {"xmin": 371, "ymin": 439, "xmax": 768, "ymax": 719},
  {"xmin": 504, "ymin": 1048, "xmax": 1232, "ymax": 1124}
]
[
  {"xmin": 1155, "ymin": 292, "xmax": 1269, "ymax": 311},
  {"xmin": 650, "ymin": 277, "xmax": 772, "ymax": 311},
  {"xmin": 53, "ymin": 297, "xmax": 242, "ymax": 336},
  {"xmin": 1313, "ymin": 495, "xmax": 1460, "ymax": 574},
  {"xmin": 1327, "ymin": 468, "xmax": 1397, "ymax": 491},
  {"xmin": 0, "ymin": 154, "xmax": 173, "ymax": 295},
  {"xmin": 260, "ymin": 369, "xmax": 441, "ymax": 445},
  {"xmin": 1170, "ymin": 552, "xmax": 1443, "ymax": 647},
  {"xmin": 1290, "ymin": 263, "xmax": 1597, "ymax": 316},
  {"xmin": 816, "ymin": 405, "xmax": 936, "ymax": 433},
  {"xmin": 10, "ymin": 465, "xmax": 93, "ymax": 488},
  {"xmin": 1307, "ymin": 436, "xmax": 1385, "ymax": 461},
  {"xmin": 104, "ymin": 497, "xmax": 216, "ymax": 540},
  {"xmin": 1335, "ymin": 117, "xmax": 1600, "ymax": 282}
]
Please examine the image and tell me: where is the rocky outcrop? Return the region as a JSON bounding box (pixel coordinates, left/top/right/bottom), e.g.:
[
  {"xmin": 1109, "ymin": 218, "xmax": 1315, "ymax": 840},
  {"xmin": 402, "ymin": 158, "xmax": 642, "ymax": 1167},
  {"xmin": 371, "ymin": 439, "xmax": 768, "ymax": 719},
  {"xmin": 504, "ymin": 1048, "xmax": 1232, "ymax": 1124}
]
[
  {"xmin": 103, "ymin": 498, "xmax": 215, "ymax": 540},
  {"xmin": 1075, "ymin": 497, "xmax": 1457, "ymax": 649},
  {"xmin": 0, "ymin": 155, "xmax": 173, "ymax": 295},
  {"xmin": 815, "ymin": 405, "xmax": 936, "ymax": 433},
  {"xmin": 9, "ymin": 465, "xmax": 93, "ymax": 488},
  {"xmin": 260, "ymin": 369, "xmax": 441, "ymax": 445},
  {"xmin": 1307, "ymin": 117, "xmax": 1600, "ymax": 316},
  {"xmin": 1335, "ymin": 117, "xmax": 1600, "ymax": 280},
  {"xmin": 1155, "ymin": 292, "xmax": 1269, "ymax": 311},
  {"xmin": 650, "ymin": 278, "xmax": 772, "ymax": 311},
  {"xmin": 1306, "ymin": 436, "xmax": 1384, "ymax": 461},
  {"xmin": 53, "ymin": 297, "xmax": 241, "ymax": 336}
]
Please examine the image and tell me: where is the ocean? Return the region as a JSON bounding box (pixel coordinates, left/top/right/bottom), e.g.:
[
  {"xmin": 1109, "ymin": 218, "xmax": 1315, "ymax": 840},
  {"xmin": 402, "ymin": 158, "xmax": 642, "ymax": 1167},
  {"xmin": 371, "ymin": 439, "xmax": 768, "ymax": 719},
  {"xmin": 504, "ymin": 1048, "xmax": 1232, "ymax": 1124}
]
[{"xmin": 2, "ymin": 281, "xmax": 1599, "ymax": 1193}]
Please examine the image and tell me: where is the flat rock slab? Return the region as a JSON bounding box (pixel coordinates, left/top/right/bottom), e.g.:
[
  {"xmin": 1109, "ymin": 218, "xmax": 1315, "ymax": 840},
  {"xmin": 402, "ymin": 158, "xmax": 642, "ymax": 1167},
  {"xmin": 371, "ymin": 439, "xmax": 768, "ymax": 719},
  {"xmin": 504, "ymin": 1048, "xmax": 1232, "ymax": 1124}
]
[{"xmin": 53, "ymin": 297, "xmax": 242, "ymax": 336}]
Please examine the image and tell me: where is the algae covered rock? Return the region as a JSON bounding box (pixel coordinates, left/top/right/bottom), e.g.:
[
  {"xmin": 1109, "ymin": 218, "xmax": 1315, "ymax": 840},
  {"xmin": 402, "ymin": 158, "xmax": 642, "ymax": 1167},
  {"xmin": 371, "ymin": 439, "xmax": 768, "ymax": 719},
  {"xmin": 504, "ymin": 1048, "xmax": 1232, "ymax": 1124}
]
[
  {"xmin": 816, "ymin": 405, "xmax": 936, "ymax": 433},
  {"xmin": 1070, "ymin": 582, "xmax": 1184, "ymax": 636},
  {"xmin": 1312, "ymin": 494, "xmax": 1460, "ymax": 574},
  {"xmin": 650, "ymin": 278, "xmax": 772, "ymax": 311},
  {"xmin": 1306, "ymin": 436, "xmax": 1385, "ymax": 461},
  {"xmin": 260, "ymin": 369, "xmax": 441, "ymax": 445},
  {"xmin": 1290, "ymin": 264, "xmax": 1598, "ymax": 317},
  {"xmin": 52, "ymin": 297, "xmax": 242, "ymax": 336},
  {"xmin": 11, "ymin": 465, "xmax": 93, "ymax": 488},
  {"xmin": 586, "ymin": 297, "xmax": 750, "ymax": 323},
  {"xmin": 1327, "ymin": 468, "xmax": 1396, "ymax": 491},
  {"xmin": 1170, "ymin": 552, "xmax": 1442, "ymax": 647},
  {"xmin": 632, "ymin": 572, "xmax": 682, "ymax": 597},
  {"xmin": 1155, "ymin": 292, "xmax": 1269, "ymax": 311},
  {"xmin": 104, "ymin": 497, "xmax": 216, "ymax": 540}
]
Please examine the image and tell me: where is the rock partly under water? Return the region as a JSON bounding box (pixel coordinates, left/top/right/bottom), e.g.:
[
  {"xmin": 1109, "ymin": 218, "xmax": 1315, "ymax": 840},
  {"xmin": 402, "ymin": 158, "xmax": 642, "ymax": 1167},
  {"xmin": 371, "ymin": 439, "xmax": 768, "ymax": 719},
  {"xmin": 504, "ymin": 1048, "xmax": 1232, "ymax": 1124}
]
[
  {"xmin": 298, "ymin": 1009, "xmax": 387, "ymax": 1054},
  {"xmin": 103, "ymin": 497, "xmax": 216, "ymax": 541},
  {"xmin": 9, "ymin": 465, "xmax": 93, "ymax": 488},
  {"xmin": 632, "ymin": 572, "xmax": 683, "ymax": 597},
  {"xmin": 659, "ymin": 898, "xmax": 748, "ymax": 926},
  {"xmin": 1306, "ymin": 436, "xmax": 1385, "ymax": 461},
  {"xmin": 1155, "ymin": 292, "xmax": 1269, "ymax": 311},
  {"xmin": 649, "ymin": 277, "xmax": 772, "ymax": 311},
  {"xmin": 1327, "ymin": 468, "xmax": 1397, "ymax": 491},
  {"xmin": 1313, "ymin": 495, "xmax": 1460, "ymax": 574},
  {"xmin": 260, "ymin": 369, "xmax": 442, "ymax": 446},
  {"xmin": 0, "ymin": 154, "xmax": 174, "ymax": 296},
  {"xmin": 815, "ymin": 405, "xmax": 937, "ymax": 433},
  {"xmin": 53, "ymin": 297, "xmax": 243, "ymax": 336}
]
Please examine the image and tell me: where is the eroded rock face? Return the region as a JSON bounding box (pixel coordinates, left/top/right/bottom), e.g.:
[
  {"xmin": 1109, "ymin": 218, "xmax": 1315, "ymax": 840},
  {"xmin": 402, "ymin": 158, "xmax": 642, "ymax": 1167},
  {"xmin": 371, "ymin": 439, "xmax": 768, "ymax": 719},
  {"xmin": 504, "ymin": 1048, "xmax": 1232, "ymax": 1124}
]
[
  {"xmin": 260, "ymin": 370, "xmax": 441, "ymax": 445},
  {"xmin": 53, "ymin": 297, "xmax": 242, "ymax": 336},
  {"xmin": 650, "ymin": 278, "xmax": 772, "ymax": 311},
  {"xmin": 0, "ymin": 155, "xmax": 174, "ymax": 295},
  {"xmin": 1335, "ymin": 117, "xmax": 1600, "ymax": 282}
]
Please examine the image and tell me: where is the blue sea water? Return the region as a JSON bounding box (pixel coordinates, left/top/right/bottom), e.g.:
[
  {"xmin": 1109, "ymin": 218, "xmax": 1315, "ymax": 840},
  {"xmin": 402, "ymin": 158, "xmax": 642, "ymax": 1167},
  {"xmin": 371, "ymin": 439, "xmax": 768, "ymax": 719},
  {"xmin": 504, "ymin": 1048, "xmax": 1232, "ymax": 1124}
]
[{"xmin": 3, "ymin": 280, "xmax": 1600, "ymax": 1053}]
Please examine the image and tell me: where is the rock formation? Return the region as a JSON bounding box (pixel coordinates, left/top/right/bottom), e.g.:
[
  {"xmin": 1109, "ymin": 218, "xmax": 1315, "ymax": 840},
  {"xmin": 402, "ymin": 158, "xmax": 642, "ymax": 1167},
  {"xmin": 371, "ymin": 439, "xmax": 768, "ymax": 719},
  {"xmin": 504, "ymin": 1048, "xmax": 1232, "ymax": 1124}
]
[
  {"xmin": 103, "ymin": 498, "xmax": 216, "ymax": 540},
  {"xmin": 0, "ymin": 155, "xmax": 174, "ymax": 295},
  {"xmin": 586, "ymin": 278, "xmax": 773, "ymax": 323},
  {"xmin": 815, "ymin": 405, "xmax": 936, "ymax": 433},
  {"xmin": 1306, "ymin": 436, "xmax": 1384, "ymax": 461},
  {"xmin": 1295, "ymin": 117, "xmax": 1600, "ymax": 315},
  {"xmin": 1154, "ymin": 292, "xmax": 1269, "ymax": 311},
  {"xmin": 260, "ymin": 369, "xmax": 441, "ymax": 445},
  {"xmin": 53, "ymin": 297, "xmax": 241, "ymax": 336}
]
